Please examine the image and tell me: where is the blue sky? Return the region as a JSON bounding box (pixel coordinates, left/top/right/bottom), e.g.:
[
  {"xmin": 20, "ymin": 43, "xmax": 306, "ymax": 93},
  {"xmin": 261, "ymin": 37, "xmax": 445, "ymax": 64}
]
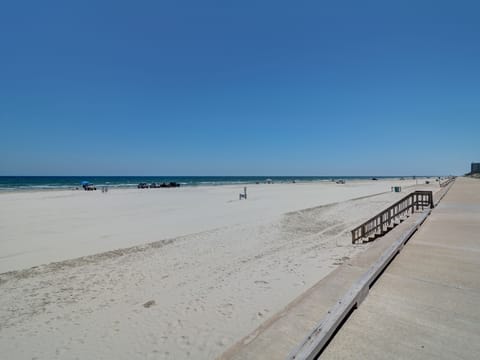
[{"xmin": 1, "ymin": 1, "xmax": 478, "ymax": 176}]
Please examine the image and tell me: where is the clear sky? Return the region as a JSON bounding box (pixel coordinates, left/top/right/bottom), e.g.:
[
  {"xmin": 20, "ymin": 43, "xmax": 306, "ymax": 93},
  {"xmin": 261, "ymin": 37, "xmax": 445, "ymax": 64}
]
[{"xmin": 1, "ymin": 1, "xmax": 478, "ymax": 176}]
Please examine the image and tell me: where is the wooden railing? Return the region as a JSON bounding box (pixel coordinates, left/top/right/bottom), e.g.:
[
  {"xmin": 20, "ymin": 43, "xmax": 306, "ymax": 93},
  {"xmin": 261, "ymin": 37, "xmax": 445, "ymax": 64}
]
[
  {"xmin": 351, "ymin": 190, "xmax": 434, "ymax": 244},
  {"xmin": 440, "ymin": 176, "xmax": 455, "ymax": 188}
]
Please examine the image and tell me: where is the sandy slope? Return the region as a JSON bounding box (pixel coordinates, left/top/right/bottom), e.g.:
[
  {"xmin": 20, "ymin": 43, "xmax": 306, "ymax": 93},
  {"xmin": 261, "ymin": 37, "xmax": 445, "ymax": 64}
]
[
  {"xmin": 1, "ymin": 179, "xmax": 423, "ymax": 273},
  {"xmin": 0, "ymin": 180, "xmax": 439, "ymax": 359}
]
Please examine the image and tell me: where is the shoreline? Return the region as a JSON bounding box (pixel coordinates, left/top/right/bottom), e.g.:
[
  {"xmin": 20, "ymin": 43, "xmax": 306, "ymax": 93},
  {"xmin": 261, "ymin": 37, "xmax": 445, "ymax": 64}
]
[{"xmin": 0, "ymin": 175, "xmax": 440, "ymax": 194}]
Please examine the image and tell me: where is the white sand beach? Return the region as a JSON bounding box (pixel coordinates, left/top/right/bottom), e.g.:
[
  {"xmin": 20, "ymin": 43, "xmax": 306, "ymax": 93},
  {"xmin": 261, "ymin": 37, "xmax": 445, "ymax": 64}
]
[{"xmin": 0, "ymin": 179, "xmax": 439, "ymax": 359}]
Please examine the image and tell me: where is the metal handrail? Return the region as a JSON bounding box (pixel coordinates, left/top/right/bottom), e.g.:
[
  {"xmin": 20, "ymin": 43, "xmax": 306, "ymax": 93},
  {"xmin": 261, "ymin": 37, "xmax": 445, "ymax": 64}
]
[{"xmin": 351, "ymin": 190, "xmax": 433, "ymax": 244}]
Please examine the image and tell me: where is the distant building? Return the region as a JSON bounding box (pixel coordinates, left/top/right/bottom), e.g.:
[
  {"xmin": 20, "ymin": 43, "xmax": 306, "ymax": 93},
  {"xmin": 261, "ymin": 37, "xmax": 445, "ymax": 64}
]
[{"xmin": 472, "ymin": 163, "xmax": 480, "ymax": 174}]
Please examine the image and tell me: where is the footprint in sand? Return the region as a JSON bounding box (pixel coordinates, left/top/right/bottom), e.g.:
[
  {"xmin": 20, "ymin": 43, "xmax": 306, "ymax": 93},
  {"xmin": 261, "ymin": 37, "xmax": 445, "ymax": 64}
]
[
  {"xmin": 143, "ymin": 300, "xmax": 156, "ymax": 308},
  {"xmin": 217, "ymin": 303, "xmax": 234, "ymax": 317},
  {"xmin": 254, "ymin": 280, "xmax": 269, "ymax": 285}
]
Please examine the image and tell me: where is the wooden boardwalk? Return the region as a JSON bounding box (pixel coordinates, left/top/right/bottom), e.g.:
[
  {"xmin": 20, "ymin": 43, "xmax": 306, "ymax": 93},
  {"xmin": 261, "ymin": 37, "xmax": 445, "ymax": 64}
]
[{"xmin": 221, "ymin": 177, "xmax": 480, "ymax": 359}]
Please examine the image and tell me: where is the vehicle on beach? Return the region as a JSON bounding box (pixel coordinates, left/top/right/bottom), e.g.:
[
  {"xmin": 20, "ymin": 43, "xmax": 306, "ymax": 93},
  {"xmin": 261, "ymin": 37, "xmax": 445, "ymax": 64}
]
[
  {"xmin": 160, "ymin": 182, "xmax": 180, "ymax": 188},
  {"xmin": 81, "ymin": 181, "xmax": 96, "ymax": 191},
  {"xmin": 137, "ymin": 182, "xmax": 180, "ymax": 189},
  {"xmin": 335, "ymin": 179, "xmax": 345, "ymax": 184}
]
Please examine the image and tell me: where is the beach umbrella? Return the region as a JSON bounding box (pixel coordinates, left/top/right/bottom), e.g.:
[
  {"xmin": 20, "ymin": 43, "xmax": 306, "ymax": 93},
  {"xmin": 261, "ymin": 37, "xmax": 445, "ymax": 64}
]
[{"xmin": 81, "ymin": 181, "xmax": 90, "ymax": 185}]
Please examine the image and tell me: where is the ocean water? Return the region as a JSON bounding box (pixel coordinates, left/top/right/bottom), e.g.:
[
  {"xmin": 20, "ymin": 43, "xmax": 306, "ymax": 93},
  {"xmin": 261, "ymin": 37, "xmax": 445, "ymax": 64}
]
[{"xmin": 0, "ymin": 176, "xmax": 413, "ymax": 192}]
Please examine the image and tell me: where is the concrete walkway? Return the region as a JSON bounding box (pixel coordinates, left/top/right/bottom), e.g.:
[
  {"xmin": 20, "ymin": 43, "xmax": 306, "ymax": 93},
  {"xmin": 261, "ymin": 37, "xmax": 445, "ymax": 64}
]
[{"xmin": 321, "ymin": 177, "xmax": 480, "ymax": 359}]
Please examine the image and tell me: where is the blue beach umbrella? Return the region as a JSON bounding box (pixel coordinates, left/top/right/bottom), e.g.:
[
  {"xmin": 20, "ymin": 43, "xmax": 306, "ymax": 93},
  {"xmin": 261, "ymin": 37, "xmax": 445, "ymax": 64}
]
[{"xmin": 81, "ymin": 181, "xmax": 90, "ymax": 186}]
